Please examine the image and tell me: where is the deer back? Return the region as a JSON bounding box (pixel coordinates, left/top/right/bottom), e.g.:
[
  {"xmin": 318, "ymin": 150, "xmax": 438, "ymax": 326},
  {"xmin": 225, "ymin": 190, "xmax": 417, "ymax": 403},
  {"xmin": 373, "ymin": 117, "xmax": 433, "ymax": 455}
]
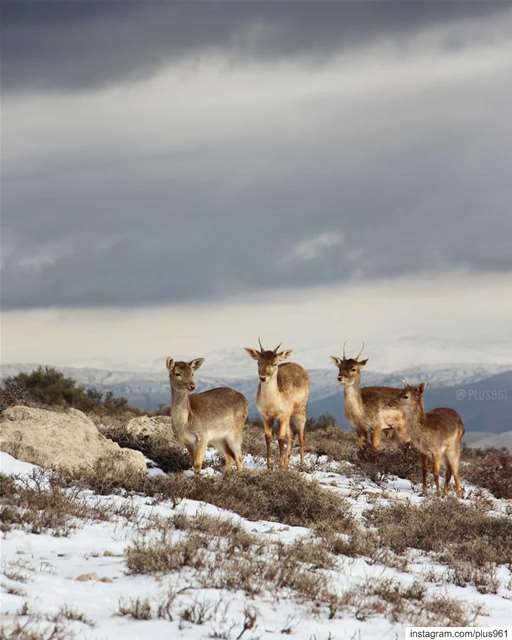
[{"xmin": 188, "ymin": 387, "xmax": 248, "ymax": 436}]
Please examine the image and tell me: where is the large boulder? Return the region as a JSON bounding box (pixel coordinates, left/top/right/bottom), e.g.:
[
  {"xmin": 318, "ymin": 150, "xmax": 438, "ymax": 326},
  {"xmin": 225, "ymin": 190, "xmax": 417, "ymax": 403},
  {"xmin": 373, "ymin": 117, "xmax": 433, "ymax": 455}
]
[
  {"xmin": 125, "ymin": 414, "xmax": 174, "ymax": 442},
  {"xmin": 0, "ymin": 405, "xmax": 147, "ymax": 474},
  {"xmin": 121, "ymin": 414, "xmax": 191, "ymax": 472}
]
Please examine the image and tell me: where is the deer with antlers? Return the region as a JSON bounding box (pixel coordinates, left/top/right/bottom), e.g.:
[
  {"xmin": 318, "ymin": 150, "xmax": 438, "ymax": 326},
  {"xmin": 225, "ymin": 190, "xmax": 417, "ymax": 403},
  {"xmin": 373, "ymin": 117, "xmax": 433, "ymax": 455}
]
[
  {"xmin": 330, "ymin": 342, "xmax": 405, "ymax": 451},
  {"xmin": 245, "ymin": 339, "xmax": 310, "ymax": 468},
  {"xmin": 389, "ymin": 383, "xmax": 464, "ymax": 497},
  {"xmin": 166, "ymin": 356, "xmax": 248, "ymax": 475}
]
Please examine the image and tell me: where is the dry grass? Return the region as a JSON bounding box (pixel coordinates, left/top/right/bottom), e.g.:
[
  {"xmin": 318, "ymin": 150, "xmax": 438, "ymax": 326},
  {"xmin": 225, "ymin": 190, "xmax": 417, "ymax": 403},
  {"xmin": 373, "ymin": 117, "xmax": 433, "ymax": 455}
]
[
  {"xmin": 462, "ymin": 446, "xmax": 512, "ymax": 499},
  {"xmin": 177, "ymin": 469, "xmax": 356, "ymax": 530},
  {"xmin": 125, "ymin": 511, "xmax": 484, "ymax": 626},
  {"xmin": 0, "ymin": 470, "xmax": 138, "ymax": 536},
  {"xmin": 366, "ymin": 496, "xmax": 512, "ymax": 590},
  {"xmin": 0, "ymin": 621, "xmax": 74, "ymax": 640}
]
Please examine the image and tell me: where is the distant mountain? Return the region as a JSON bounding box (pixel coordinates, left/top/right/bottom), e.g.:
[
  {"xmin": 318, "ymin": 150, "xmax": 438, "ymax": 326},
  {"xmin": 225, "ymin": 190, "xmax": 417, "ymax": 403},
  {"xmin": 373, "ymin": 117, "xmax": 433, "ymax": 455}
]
[
  {"xmin": 309, "ymin": 370, "xmax": 512, "ymax": 434},
  {"xmin": 467, "ymin": 430, "xmax": 512, "ymax": 451},
  {"xmin": 2, "ymin": 362, "xmax": 510, "ymax": 433}
]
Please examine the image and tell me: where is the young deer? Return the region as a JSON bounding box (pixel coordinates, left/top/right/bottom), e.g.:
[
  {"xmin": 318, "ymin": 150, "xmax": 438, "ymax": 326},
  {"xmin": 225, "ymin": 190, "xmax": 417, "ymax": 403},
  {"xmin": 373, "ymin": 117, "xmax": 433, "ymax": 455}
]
[
  {"xmin": 245, "ymin": 340, "xmax": 310, "ymax": 468},
  {"xmin": 330, "ymin": 342, "xmax": 404, "ymax": 451},
  {"xmin": 390, "ymin": 383, "xmax": 464, "ymax": 497},
  {"xmin": 166, "ymin": 357, "xmax": 248, "ymax": 475}
]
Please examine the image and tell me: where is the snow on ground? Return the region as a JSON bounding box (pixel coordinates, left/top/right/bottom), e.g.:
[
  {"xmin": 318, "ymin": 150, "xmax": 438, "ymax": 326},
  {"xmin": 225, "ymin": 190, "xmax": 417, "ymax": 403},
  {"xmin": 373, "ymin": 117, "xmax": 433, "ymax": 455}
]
[{"xmin": 1, "ymin": 451, "xmax": 511, "ymax": 639}]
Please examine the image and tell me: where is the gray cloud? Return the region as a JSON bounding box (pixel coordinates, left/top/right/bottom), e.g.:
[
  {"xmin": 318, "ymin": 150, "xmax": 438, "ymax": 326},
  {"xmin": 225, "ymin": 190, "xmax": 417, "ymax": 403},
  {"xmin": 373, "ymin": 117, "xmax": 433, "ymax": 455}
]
[
  {"xmin": 2, "ymin": 1, "xmax": 512, "ymax": 310},
  {"xmin": 2, "ymin": 1, "xmax": 510, "ymax": 92}
]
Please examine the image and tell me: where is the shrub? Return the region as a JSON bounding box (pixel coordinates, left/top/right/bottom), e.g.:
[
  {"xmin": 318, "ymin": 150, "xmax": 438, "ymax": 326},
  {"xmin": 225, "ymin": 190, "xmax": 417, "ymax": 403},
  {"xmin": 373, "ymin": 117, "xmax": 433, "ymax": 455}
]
[
  {"xmin": 0, "ymin": 366, "xmax": 139, "ymax": 417},
  {"xmin": 366, "ymin": 496, "xmax": 512, "ymax": 588},
  {"xmin": 0, "ymin": 470, "xmax": 133, "ymax": 535},
  {"xmin": 462, "ymin": 447, "xmax": 512, "ymax": 499},
  {"xmin": 175, "ymin": 469, "xmax": 355, "ymax": 530}
]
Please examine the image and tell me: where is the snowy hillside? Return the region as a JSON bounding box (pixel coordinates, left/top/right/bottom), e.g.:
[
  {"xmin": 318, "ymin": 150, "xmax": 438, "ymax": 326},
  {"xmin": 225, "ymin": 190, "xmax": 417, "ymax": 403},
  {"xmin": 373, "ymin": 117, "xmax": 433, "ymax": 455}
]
[
  {"xmin": 1, "ymin": 361, "xmax": 510, "ymax": 412},
  {"xmin": 1, "ymin": 448, "xmax": 511, "ymax": 638}
]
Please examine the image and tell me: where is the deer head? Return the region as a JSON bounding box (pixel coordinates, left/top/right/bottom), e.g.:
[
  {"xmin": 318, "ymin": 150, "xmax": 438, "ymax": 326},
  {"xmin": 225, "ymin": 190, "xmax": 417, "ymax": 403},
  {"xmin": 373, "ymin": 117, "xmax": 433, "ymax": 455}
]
[
  {"xmin": 165, "ymin": 357, "xmax": 204, "ymax": 393},
  {"xmin": 330, "ymin": 341, "xmax": 368, "ymax": 386},
  {"xmin": 388, "ymin": 383, "xmax": 426, "ymax": 412},
  {"xmin": 244, "ymin": 339, "xmax": 292, "ymax": 383}
]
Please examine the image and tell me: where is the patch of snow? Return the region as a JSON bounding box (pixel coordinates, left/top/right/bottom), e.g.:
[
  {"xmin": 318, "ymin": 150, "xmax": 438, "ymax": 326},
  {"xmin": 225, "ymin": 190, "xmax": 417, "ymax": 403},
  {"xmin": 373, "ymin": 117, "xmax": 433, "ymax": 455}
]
[{"xmin": 1, "ymin": 452, "xmax": 511, "ymax": 639}]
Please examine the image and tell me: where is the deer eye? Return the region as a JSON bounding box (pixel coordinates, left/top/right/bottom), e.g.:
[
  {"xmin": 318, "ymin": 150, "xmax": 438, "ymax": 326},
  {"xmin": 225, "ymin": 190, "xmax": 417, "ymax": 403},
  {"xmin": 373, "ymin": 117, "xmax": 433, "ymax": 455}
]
[
  {"xmin": 351, "ymin": 368, "xmax": 356, "ymax": 372},
  {"xmin": 175, "ymin": 373, "xmax": 182, "ymax": 378}
]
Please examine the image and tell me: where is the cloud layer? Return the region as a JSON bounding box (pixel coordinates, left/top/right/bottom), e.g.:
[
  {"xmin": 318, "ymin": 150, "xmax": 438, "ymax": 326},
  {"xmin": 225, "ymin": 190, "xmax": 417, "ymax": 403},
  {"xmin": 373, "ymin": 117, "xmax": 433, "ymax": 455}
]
[{"xmin": 2, "ymin": 2, "xmax": 512, "ymax": 310}]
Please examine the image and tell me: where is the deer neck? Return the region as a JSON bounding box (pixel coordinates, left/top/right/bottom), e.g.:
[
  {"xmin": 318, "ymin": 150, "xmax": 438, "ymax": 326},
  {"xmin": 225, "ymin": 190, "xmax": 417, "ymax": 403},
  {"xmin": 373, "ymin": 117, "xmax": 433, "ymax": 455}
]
[
  {"xmin": 403, "ymin": 402, "xmax": 427, "ymax": 446},
  {"xmin": 343, "ymin": 379, "xmax": 364, "ymax": 420},
  {"xmin": 170, "ymin": 388, "xmax": 192, "ymax": 438},
  {"xmin": 258, "ymin": 374, "xmax": 280, "ymax": 407}
]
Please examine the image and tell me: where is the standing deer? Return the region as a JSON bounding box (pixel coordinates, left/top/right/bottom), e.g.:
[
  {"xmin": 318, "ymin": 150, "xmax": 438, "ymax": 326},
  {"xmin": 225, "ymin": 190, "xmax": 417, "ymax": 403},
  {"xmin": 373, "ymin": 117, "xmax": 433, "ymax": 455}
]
[
  {"xmin": 330, "ymin": 342, "xmax": 404, "ymax": 451},
  {"xmin": 389, "ymin": 383, "xmax": 464, "ymax": 497},
  {"xmin": 166, "ymin": 357, "xmax": 248, "ymax": 475},
  {"xmin": 244, "ymin": 340, "xmax": 310, "ymax": 468}
]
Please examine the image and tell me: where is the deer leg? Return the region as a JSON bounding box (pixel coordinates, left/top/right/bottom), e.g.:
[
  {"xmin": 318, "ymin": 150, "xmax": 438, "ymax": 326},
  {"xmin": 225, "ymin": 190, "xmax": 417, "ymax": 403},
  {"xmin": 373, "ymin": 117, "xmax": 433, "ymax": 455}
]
[
  {"xmin": 292, "ymin": 414, "xmax": 306, "ymax": 467},
  {"xmin": 371, "ymin": 424, "xmax": 382, "ymax": 451},
  {"xmin": 262, "ymin": 417, "xmax": 274, "ymax": 470},
  {"xmin": 432, "ymin": 454, "xmax": 442, "ymax": 496},
  {"xmin": 277, "ymin": 415, "xmax": 291, "ymax": 468},
  {"xmin": 443, "ymin": 455, "xmax": 453, "ymax": 496},
  {"xmin": 421, "ymin": 454, "xmax": 429, "ymax": 495},
  {"xmin": 192, "ymin": 438, "xmax": 208, "ymax": 476},
  {"xmin": 286, "ymin": 428, "xmax": 293, "ymax": 466},
  {"xmin": 225, "ymin": 436, "xmax": 243, "ymax": 473},
  {"xmin": 356, "ymin": 425, "xmax": 368, "ymax": 452},
  {"xmin": 446, "ymin": 449, "xmax": 462, "ymax": 498},
  {"xmin": 223, "ymin": 451, "xmax": 234, "ymax": 475}
]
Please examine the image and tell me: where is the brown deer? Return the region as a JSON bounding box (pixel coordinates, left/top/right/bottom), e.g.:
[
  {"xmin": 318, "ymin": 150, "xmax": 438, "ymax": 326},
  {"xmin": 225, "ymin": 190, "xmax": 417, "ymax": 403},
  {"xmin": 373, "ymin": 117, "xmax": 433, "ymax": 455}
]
[
  {"xmin": 330, "ymin": 342, "xmax": 404, "ymax": 451},
  {"xmin": 389, "ymin": 383, "xmax": 464, "ymax": 497},
  {"xmin": 244, "ymin": 340, "xmax": 310, "ymax": 468},
  {"xmin": 166, "ymin": 357, "xmax": 248, "ymax": 475}
]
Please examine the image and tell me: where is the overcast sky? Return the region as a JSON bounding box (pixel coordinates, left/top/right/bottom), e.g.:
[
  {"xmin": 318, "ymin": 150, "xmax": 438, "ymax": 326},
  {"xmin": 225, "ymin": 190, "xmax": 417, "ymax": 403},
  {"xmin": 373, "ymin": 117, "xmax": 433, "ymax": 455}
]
[{"xmin": 1, "ymin": 1, "xmax": 512, "ymax": 369}]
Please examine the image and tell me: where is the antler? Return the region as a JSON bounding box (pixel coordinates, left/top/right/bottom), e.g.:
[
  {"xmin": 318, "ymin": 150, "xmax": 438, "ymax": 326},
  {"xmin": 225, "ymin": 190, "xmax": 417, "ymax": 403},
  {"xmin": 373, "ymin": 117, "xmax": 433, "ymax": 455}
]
[
  {"xmin": 342, "ymin": 340, "xmax": 347, "ymax": 359},
  {"xmin": 258, "ymin": 337, "xmax": 264, "ymax": 352},
  {"xmin": 273, "ymin": 342, "xmax": 282, "ymax": 354},
  {"xmin": 356, "ymin": 341, "xmax": 366, "ymax": 360}
]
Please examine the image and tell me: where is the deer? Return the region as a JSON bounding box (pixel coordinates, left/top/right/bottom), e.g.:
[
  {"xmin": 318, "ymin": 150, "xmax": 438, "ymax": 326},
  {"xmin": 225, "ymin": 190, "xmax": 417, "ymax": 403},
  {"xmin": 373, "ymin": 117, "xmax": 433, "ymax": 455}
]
[
  {"xmin": 165, "ymin": 357, "xmax": 248, "ymax": 475},
  {"xmin": 330, "ymin": 342, "xmax": 405, "ymax": 452},
  {"xmin": 389, "ymin": 383, "xmax": 464, "ymax": 497},
  {"xmin": 244, "ymin": 340, "xmax": 310, "ymax": 469}
]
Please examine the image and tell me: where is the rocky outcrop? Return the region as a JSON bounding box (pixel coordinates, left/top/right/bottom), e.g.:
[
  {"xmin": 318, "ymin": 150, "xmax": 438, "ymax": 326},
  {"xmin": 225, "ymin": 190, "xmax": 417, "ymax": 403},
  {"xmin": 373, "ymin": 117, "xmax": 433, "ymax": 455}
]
[
  {"xmin": 125, "ymin": 414, "xmax": 174, "ymax": 442},
  {"xmin": 0, "ymin": 405, "xmax": 147, "ymax": 474}
]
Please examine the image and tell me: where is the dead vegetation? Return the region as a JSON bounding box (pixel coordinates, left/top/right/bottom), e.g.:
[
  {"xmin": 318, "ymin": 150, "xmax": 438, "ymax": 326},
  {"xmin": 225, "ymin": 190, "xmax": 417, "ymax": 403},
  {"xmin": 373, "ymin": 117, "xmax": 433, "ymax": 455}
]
[
  {"xmin": 462, "ymin": 446, "xmax": 512, "ymax": 499},
  {"xmin": 0, "ymin": 470, "xmax": 138, "ymax": 536},
  {"xmin": 123, "ymin": 511, "xmax": 483, "ymax": 627},
  {"xmin": 366, "ymin": 496, "xmax": 512, "ymax": 592}
]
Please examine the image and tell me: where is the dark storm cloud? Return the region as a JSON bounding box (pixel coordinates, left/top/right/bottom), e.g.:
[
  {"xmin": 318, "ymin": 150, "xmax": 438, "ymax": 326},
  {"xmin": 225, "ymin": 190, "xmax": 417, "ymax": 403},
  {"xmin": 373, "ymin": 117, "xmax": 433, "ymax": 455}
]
[
  {"xmin": 2, "ymin": 1, "xmax": 509, "ymax": 92},
  {"xmin": 2, "ymin": 1, "xmax": 512, "ymax": 310},
  {"xmin": 3, "ymin": 65, "xmax": 512, "ymax": 310}
]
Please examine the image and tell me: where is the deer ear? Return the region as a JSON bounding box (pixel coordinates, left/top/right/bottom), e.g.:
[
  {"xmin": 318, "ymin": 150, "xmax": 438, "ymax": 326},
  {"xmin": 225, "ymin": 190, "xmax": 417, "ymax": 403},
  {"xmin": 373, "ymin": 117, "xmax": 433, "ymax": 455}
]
[
  {"xmin": 189, "ymin": 358, "xmax": 204, "ymax": 370},
  {"xmin": 358, "ymin": 358, "xmax": 369, "ymax": 366},
  {"xmin": 244, "ymin": 348, "xmax": 260, "ymax": 360},
  {"xmin": 417, "ymin": 383, "xmax": 426, "ymax": 395},
  {"xmin": 165, "ymin": 357, "xmax": 175, "ymax": 371},
  {"xmin": 276, "ymin": 349, "xmax": 292, "ymax": 362},
  {"xmin": 330, "ymin": 356, "xmax": 342, "ymax": 367}
]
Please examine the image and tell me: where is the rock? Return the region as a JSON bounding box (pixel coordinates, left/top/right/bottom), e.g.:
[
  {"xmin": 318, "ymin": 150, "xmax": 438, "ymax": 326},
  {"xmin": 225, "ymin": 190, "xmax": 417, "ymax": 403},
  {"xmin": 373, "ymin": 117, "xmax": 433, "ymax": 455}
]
[
  {"xmin": 74, "ymin": 572, "xmax": 113, "ymax": 583},
  {"xmin": 125, "ymin": 415, "xmax": 173, "ymax": 442},
  {"xmin": 0, "ymin": 405, "xmax": 147, "ymax": 474}
]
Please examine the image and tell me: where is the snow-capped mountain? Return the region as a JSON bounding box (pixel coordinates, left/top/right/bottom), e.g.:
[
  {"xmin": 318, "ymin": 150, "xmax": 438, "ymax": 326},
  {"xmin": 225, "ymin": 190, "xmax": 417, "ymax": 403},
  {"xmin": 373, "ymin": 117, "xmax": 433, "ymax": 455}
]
[{"xmin": 1, "ymin": 361, "xmax": 510, "ymax": 419}]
